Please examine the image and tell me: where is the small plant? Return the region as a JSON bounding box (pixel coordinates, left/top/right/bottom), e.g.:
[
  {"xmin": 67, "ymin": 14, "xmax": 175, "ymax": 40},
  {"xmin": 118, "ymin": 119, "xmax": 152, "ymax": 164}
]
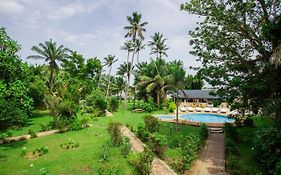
[
  {"xmin": 80, "ymin": 118, "xmax": 90, "ymax": 128},
  {"xmin": 28, "ymin": 129, "xmax": 37, "ymax": 138},
  {"xmin": 151, "ymin": 133, "xmax": 168, "ymax": 159},
  {"xmin": 20, "ymin": 147, "xmax": 27, "ymax": 157},
  {"xmin": 199, "ymin": 123, "xmax": 209, "ymax": 140},
  {"xmin": 168, "ymin": 101, "xmax": 176, "ymax": 113},
  {"xmin": 108, "ymin": 122, "xmax": 122, "ymax": 146},
  {"xmin": 99, "ymin": 144, "xmax": 111, "ymax": 163},
  {"xmin": 39, "ymin": 168, "xmax": 48, "ymax": 175},
  {"xmin": 143, "ymin": 115, "xmax": 159, "ymax": 133},
  {"xmin": 137, "ymin": 125, "xmax": 150, "ymax": 142},
  {"xmin": 121, "ymin": 137, "xmax": 131, "ymax": 157},
  {"xmin": 69, "ymin": 118, "xmax": 82, "ymax": 131},
  {"xmin": 0, "ymin": 130, "xmax": 12, "ymax": 140},
  {"xmin": 129, "ymin": 147, "xmax": 154, "ymax": 175},
  {"xmin": 97, "ymin": 165, "xmax": 120, "ymax": 175},
  {"xmin": 60, "ymin": 139, "xmax": 79, "ymax": 150},
  {"xmin": 40, "ymin": 122, "xmax": 52, "ymax": 132},
  {"xmin": 35, "ymin": 146, "xmax": 49, "ymax": 156}
]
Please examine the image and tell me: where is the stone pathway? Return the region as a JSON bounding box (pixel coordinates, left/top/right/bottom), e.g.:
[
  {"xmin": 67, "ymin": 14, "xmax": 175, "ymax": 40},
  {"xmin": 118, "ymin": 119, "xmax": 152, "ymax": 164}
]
[
  {"xmin": 186, "ymin": 133, "xmax": 227, "ymax": 175},
  {"xmin": 120, "ymin": 126, "xmax": 177, "ymax": 175},
  {"xmin": 0, "ymin": 130, "xmax": 59, "ymax": 144}
]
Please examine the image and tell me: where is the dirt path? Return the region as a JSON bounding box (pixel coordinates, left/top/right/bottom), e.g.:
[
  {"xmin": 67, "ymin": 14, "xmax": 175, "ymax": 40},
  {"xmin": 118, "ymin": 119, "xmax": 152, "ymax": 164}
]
[
  {"xmin": 186, "ymin": 133, "xmax": 227, "ymax": 175},
  {"xmin": 120, "ymin": 126, "xmax": 177, "ymax": 175}
]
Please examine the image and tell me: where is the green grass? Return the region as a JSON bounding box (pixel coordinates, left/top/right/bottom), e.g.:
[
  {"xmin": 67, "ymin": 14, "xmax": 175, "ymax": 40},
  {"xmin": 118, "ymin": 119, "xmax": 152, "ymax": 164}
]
[
  {"xmin": 0, "ymin": 108, "xmax": 201, "ymax": 175},
  {"xmin": 226, "ymin": 117, "xmax": 275, "ymax": 174}
]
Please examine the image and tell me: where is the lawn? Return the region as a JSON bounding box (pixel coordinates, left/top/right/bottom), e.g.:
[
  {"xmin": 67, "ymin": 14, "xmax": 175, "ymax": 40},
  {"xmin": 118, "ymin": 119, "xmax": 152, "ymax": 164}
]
[{"xmin": 0, "ymin": 108, "xmax": 200, "ymax": 175}]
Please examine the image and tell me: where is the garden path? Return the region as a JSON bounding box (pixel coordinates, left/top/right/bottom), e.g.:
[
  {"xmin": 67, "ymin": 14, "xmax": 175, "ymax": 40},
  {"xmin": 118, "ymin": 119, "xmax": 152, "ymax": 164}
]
[
  {"xmin": 120, "ymin": 126, "xmax": 177, "ymax": 175},
  {"xmin": 186, "ymin": 133, "xmax": 228, "ymax": 175}
]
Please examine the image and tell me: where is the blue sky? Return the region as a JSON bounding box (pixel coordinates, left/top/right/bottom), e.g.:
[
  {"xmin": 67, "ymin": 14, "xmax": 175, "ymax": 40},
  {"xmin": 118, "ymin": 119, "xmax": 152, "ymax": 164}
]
[{"xmin": 0, "ymin": 0, "xmax": 201, "ymax": 74}]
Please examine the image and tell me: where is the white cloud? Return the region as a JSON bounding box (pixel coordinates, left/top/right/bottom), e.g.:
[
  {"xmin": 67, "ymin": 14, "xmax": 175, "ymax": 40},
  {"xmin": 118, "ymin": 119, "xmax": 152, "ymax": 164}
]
[{"xmin": 0, "ymin": 0, "xmax": 25, "ymax": 15}]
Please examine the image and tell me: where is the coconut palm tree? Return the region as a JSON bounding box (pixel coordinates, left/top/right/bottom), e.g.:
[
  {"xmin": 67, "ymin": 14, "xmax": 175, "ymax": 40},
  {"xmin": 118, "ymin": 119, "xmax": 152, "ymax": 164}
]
[
  {"xmin": 117, "ymin": 62, "xmax": 134, "ymax": 107},
  {"xmin": 27, "ymin": 39, "xmax": 70, "ymax": 92},
  {"xmin": 121, "ymin": 41, "xmax": 134, "ymax": 63},
  {"xmin": 148, "ymin": 32, "xmax": 169, "ymax": 58},
  {"xmin": 104, "ymin": 54, "xmax": 118, "ymax": 98},
  {"xmin": 124, "ymin": 11, "xmax": 148, "ymax": 41},
  {"xmin": 134, "ymin": 39, "xmax": 146, "ymax": 63}
]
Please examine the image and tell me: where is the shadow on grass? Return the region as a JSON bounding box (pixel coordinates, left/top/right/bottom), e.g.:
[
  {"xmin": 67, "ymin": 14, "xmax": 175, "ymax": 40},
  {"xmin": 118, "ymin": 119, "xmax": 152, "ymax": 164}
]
[{"xmin": 0, "ymin": 140, "xmax": 27, "ymax": 150}]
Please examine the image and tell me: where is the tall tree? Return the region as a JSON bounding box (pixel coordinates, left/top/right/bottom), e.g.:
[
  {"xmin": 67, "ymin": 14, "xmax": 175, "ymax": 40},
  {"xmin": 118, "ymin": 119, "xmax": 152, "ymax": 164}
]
[
  {"xmin": 121, "ymin": 41, "xmax": 133, "ymax": 63},
  {"xmin": 134, "ymin": 39, "xmax": 146, "ymax": 63},
  {"xmin": 104, "ymin": 54, "xmax": 118, "ymax": 98},
  {"xmin": 181, "ymin": 0, "xmax": 281, "ymax": 117},
  {"xmin": 148, "ymin": 32, "xmax": 169, "ymax": 58},
  {"xmin": 27, "ymin": 39, "xmax": 70, "ymax": 92}
]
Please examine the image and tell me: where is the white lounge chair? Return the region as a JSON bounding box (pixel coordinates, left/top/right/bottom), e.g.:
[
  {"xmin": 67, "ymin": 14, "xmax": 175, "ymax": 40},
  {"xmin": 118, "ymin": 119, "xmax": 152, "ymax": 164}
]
[
  {"xmin": 212, "ymin": 107, "xmax": 219, "ymax": 113},
  {"xmin": 220, "ymin": 108, "xmax": 228, "ymax": 113},
  {"xmin": 187, "ymin": 107, "xmax": 194, "ymax": 112},
  {"xmin": 195, "ymin": 107, "xmax": 202, "ymax": 112},
  {"xmin": 180, "ymin": 107, "xmax": 186, "ymax": 112},
  {"xmin": 205, "ymin": 107, "xmax": 211, "ymax": 112}
]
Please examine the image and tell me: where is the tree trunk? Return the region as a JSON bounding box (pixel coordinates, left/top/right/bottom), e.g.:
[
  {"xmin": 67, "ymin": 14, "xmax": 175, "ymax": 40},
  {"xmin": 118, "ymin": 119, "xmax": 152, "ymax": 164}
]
[
  {"xmin": 137, "ymin": 51, "xmax": 140, "ymax": 63},
  {"xmin": 124, "ymin": 75, "xmax": 130, "ymax": 109},
  {"xmin": 157, "ymin": 87, "xmax": 160, "ymax": 107},
  {"xmin": 106, "ymin": 66, "xmax": 112, "ymax": 98},
  {"xmin": 49, "ymin": 62, "xmax": 54, "ymax": 93}
]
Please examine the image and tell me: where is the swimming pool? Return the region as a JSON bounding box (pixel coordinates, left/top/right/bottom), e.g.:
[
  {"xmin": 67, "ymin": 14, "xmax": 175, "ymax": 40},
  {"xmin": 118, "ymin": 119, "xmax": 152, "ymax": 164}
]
[{"xmin": 158, "ymin": 113, "xmax": 235, "ymax": 123}]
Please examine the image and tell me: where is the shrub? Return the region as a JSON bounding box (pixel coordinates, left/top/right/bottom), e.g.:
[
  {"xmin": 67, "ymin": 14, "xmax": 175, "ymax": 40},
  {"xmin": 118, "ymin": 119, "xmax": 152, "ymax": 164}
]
[
  {"xmin": 40, "ymin": 122, "xmax": 52, "ymax": 132},
  {"xmin": 129, "ymin": 147, "xmax": 154, "ymax": 175},
  {"xmin": 35, "ymin": 146, "xmax": 48, "ymax": 156},
  {"xmin": 121, "ymin": 137, "xmax": 131, "ymax": 157},
  {"xmin": 143, "ymin": 115, "xmax": 159, "ymax": 133},
  {"xmin": 199, "ymin": 123, "xmax": 209, "ymax": 140},
  {"xmin": 243, "ymin": 116, "xmax": 254, "ymax": 127},
  {"xmin": 168, "ymin": 101, "xmax": 176, "ymax": 113},
  {"xmin": 275, "ymin": 160, "xmax": 281, "ymax": 175},
  {"xmin": 97, "ymin": 165, "xmax": 119, "ymax": 175},
  {"xmin": 142, "ymin": 97, "xmax": 157, "ymax": 113},
  {"xmin": 137, "ymin": 125, "xmax": 150, "ymax": 142},
  {"xmin": 69, "ymin": 118, "xmax": 82, "ymax": 131},
  {"xmin": 60, "ymin": 139, "xmax": 79, "ymax": 150},
  {"xmin": 108, "ymin": 97, "xmax": 119, "ymax": 112},
  {"xmin": 253, "ymin": 127, "xmax": 281, "ymax": 174},
  {"xmin": 86, "ymin": 90, "xmax": 108, "ymax": 117},
  {"xmin": 108, "ymin": 122, "xmax": 122, "ymax": 146},
  {"xmin": 80, "ymin": 118, "xmax": 90, "ymax": 128},
  {"xmin": 28, "ymin": 129, "xmax": 37, "ymax": 138},
  {"xmin": 151, "ymin": 134, "xmax": 168, "ymax": 159},
  {"xmin": 0, "ymin": 130, "xmax": 12, "ymax": 140}
]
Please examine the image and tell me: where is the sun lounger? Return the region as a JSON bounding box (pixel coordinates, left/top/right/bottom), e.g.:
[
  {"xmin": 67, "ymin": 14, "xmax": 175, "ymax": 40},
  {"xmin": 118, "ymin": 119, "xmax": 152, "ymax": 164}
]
[
  {"xmin": 205, "ymin": 107, "xmax": 211, "ymax": 112},
  {"xmin": 212, "ymin": 107, "xmax": 219, "ymax": 113},
  {"xmin": 180, "ymin": 107, "xmax": 186, "ymax": 112},
  {"xmin": 220, "ymin": 108, "xmax": 228, "ymax": 113},
  {"xmin": 187, "ymin": 107, "xmax": 194, "ymax": 112},
  {"xmin": 195, "ymin": 107, "xmax": 202, "ymax": 112}
]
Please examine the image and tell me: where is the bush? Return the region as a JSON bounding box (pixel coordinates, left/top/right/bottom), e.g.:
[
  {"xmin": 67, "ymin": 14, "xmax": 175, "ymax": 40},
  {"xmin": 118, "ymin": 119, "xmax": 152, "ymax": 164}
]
[
  {"xmin": 28, "ymin": 129, "xmax": 37, "ymax": 138},
  {"xmin": 121, "ymin": 137, "xmax": 131, "ymax": 157},
  {"xmin": 34, "ymin": 146, "xmax": 48, "ymax": 156},
  {"xmin": 199, "ymin": 123, "xmax": 209, "ymax": 140},
  {"xmin": 168, "ymin": 101, "xmax": 176, "ymax": 113},
  {"xmin": 137, "ymin": 125, "xmax": 150, "ymax": 142},
  {"xmin": 129, "ymin": 147, "xmax": 154, "ymax": 175},
  {"xmin": 143, "ymin": 115, "xmax": 159, "ymax": 133},
  {"xmin": 0, "ymin": 130, "xmax": 12, "ymax": 140},
  {"xmin": 243, "ymin": 116, "xmax": 254, "ymax": 127},
  {"xmin": 86, "ymin": 90, "xmax": 108, "ymax": 117},
  {"xmin": 60, "ymin": 139, "xmax": 79, "ymax": 150},
  {"xmin": 108, "ymin": 122, "xmax": 122, "ymax": 146},
  {"xmin": 80, "ymin": 118, "xmax": 90, "ymax": 128},
  {"xmin": 151, "ymin": 134, "xmax": 168, "ymax": 159},
  {"xmin": 142, "ymin": 97, "xmax": 157, "ymax": 113},
  {"xmin": 40, "ymin": 122, "xmax": 52, "ymax": 132},
  {"xmin": 253, "ymin": 127, "xmax": 281, "ymax": 174},
  {"xmin": 69, "ymin": 118, "xmax": 82, "ymax": 131},
  {"xmin": 108, "ymin": 97, "xmax": 119, "ymax": 112}
]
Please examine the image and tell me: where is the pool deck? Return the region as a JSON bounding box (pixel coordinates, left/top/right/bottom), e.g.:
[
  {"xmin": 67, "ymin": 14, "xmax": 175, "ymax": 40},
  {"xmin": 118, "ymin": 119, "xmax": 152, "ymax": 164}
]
[{"xmin": 156, "ymin": 111, "xmax": 234, "ymax": 128}]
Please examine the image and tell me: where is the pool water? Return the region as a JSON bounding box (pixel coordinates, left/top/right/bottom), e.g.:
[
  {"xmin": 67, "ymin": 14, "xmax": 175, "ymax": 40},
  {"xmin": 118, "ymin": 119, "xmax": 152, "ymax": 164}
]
[{"xmin": 158, "ymin": 113, "xmax": 235, "ymax": 123}]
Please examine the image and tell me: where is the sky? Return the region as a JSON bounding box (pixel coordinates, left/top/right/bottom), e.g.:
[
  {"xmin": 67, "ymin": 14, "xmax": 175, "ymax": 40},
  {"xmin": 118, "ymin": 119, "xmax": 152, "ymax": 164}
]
[{"xmin": 0, "ymin": 0, "xmax": 202, "ymax": 74}]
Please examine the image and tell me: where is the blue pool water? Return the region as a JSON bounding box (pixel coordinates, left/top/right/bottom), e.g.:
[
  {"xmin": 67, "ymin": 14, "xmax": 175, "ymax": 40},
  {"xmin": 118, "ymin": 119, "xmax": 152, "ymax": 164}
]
[{"xmin": 159, "ymin": 113, "xmax": 235, "ymax": 123}]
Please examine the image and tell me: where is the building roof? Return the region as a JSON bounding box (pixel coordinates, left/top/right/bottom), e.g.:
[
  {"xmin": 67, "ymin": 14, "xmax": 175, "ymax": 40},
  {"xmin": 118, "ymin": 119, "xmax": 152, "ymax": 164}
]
[{"xmin": 177, "ymin": 90, "xmax": 220, "ymax": 99}]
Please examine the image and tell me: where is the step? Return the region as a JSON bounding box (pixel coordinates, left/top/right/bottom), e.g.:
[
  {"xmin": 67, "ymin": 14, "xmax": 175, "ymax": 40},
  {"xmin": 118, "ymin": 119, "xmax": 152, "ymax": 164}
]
[{"xmin": 208, "ymin": 127, "xmax": 224, "ymax": 133}]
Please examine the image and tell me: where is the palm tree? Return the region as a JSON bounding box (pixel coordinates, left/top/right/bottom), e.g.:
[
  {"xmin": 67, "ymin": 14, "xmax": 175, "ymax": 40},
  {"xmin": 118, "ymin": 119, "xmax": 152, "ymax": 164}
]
[
  {"xmin": 121, "ymin": 41, "xmax": 134, "ymax": 63},
  {"xmin": 117, "ymin": 62, "xmax": 134, "ymax": 107},
  {"xmin": 134, "ymin": 39, "xmax": 146, "ymax": 63},
  {"xmin": 124, "ymin": 11, "xmax": 148, "ymax": 42},
  {"xmin": 148, "ymin": 32, "xmax": 169, "ymax": 58},
  {"xmin": 112, "ymin": 76, "xmax": 126, "ymax": 99},
  {"xmin": 104, "ymin": 54, "xmax": 118, "ymax": 98},
  {"xmin": 27, "ymin": 39, "xmax": 70, "ymax": 92}
]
